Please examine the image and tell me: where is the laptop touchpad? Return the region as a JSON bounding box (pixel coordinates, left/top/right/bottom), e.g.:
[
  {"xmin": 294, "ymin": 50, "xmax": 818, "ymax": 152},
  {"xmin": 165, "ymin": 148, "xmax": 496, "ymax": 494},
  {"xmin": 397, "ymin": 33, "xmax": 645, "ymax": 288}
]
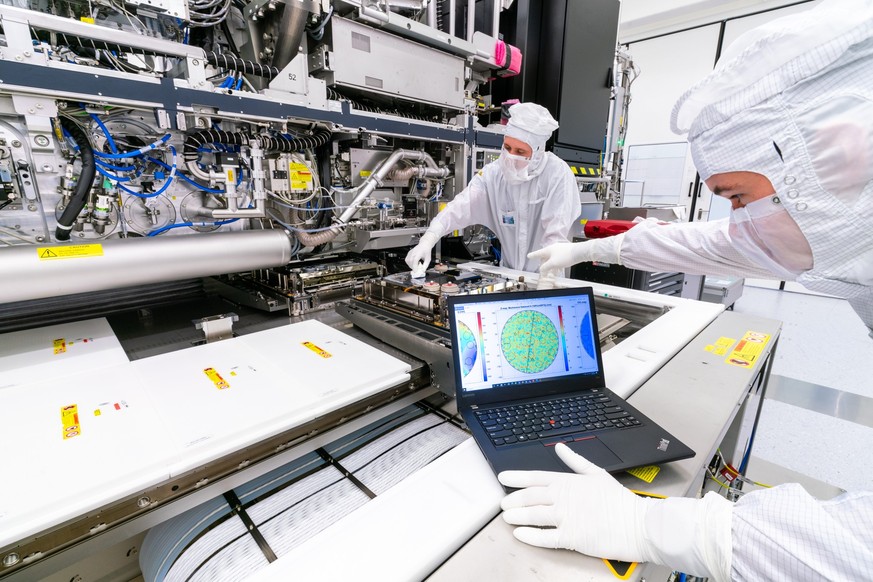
[{"xmin": 565, "ymin": 438, "xmax": 622, "ymax": 468}]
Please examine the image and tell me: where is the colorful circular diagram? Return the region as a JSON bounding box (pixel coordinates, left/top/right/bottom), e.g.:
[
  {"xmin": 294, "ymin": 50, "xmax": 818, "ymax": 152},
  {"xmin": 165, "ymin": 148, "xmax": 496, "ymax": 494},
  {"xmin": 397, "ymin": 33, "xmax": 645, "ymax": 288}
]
[
  {"xmin": 500, "ymin": 310, "xmax": 559, "ymax": 373},
  {"xmin": 456, "ymin": 320, "xmax": 478, "ymax": 376}
]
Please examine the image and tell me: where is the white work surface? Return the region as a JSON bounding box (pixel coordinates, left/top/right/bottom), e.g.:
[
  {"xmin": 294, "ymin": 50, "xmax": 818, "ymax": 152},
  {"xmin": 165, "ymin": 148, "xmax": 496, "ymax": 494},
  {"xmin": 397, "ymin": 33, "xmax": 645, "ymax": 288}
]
[
  {"xmin": 0, "ymin": 365, "xmax": 175, "ymax": 549},
  {"xmin": 244, "ymin": 310, "xmax": 779, "ymax": 582},
  {"xmin": 244, "ymin": 439, "xmax": 504, "ymax": 582},
  {"xmin": 427, "ymin": 309, "xmax": 781, "ymax": 581},
  {"xmin": 460, "ymin": 263, "xmax": 725, "ymax": 398},
  {"xmin": 0, "ymin": 319, "xmax": 411, "ymax": 549},
  {"xmin": 0, "ymin": 318, "xmax": 128, "ymax": 389}
]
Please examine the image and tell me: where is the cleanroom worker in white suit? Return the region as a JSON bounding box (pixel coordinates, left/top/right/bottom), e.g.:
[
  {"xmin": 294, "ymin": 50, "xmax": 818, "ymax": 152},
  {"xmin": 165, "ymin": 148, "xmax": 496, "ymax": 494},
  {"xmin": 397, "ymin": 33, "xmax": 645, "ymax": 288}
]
[
  {"xmin": 500, "ymin": 1, "xmax": 873, "ymax": 580},
  {"xmin": 404, "ymin": 102, "xmax": 578, "ymax": 277}
]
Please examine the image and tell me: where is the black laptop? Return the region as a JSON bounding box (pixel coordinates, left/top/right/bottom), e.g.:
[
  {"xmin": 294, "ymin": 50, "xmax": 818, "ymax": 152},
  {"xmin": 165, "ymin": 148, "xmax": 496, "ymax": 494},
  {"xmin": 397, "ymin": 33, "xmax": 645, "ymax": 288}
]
[{"xmin": 447, "ymin": 287, "xmax": 694, "ymax": 477}]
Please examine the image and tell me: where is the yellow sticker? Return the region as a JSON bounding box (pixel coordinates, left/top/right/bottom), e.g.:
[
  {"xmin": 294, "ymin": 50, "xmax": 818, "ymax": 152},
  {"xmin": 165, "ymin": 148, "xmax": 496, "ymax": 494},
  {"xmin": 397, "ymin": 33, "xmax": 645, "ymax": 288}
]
[
  {"xmin": 725, "ymin": 331, "xmax": 771, "ymax": 368},
  {"xmin": 226, "ymin": 169, "xmax": 235, "ymax": 183},
  {"xmin": 37, "ymin": 244, "xmax": 104, "ymax": 260},
  {"xmin": 93, "ymin": 401, "xmax": 127, "ymax": 416},
  {"xmin": 705, "ymin": 336, "xmax": 736, "ymax": 356},
  {"xmin": 61, "ymin": 404, "xmax": 81, "ymax": 440},
  {"xmin": 204, "ymin": 367, "xmax": 230, "ymax": 389},
  {"xmin": 571, "ymin": 166, "xmax": 579, "ymax": 175},
  {"xmin": 359, "ymin": 170, "xmax": 372, "ymax": 178},
  {"xmin": 626, "ymin": 465, "xmax": 660, "ymax": 483},
  {"xmin": 80, "ymin": 16, "xmax": 95, "ymax": 23},
  {"xmin": 289, "ymin": 162, "xmax": 314, "ymax": 191},
  {"xmin": 53, "ymin": 338, "xmax": 66, "ymax": 355},
  {"xmin": 302, "ymin": 341, "xmax": 332, "ymax": 358}
]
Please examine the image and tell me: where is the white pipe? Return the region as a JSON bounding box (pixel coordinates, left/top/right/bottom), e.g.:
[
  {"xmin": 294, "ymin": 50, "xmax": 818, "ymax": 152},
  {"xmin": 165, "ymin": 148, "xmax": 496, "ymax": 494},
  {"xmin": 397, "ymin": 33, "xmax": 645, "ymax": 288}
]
[
  {"xmin": 427, "ymin": 0, "xmax": 437, "ymax": 27},
  {"xmin": 491, "ymin": 0, "xmax": 499, "ymax": 38},
  {"xmin": 448, "ymin": 0, "xmax": 455, "ymax": 36},
  {"xmin": 0, "ymin": 230, "xmax": 294, "ymax": 304},
  {"xmin": 466, "ymin": 0, "xmax": 474, "ymax": 42}
]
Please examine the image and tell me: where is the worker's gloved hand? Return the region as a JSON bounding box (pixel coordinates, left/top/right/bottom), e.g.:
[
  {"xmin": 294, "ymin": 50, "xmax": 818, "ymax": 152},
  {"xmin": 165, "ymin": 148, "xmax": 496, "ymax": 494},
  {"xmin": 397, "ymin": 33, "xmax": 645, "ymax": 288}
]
[
  {"xmin": 405, "ymin": 231, "xmax": 440, "ymax": 278},
  {"xmin": 528, "ymin": 233, "xmax": 627, "ymax": 272},
  {"xmin": 499, "ymin": 442, "xmax": 654, "ymax": 563},
  {"xmin": 536, "ymin": 270, "xmax": 558, "ymax": 290},
  {"xmin": 499, "ymin": 443, "xmax": 733, "ymax": 581}
]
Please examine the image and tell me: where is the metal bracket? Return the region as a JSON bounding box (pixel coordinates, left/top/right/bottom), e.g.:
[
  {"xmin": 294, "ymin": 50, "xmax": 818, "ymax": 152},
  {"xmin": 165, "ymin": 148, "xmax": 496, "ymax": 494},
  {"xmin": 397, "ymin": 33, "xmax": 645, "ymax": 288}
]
[{"xmin": 193, "ymin": 313, "xmax": 239, "ymax": 343}]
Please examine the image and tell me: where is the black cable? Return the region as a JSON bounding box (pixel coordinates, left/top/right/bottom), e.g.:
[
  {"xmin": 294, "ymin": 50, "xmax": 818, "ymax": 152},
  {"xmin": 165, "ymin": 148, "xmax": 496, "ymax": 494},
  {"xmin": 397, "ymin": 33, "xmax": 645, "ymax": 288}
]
[
  {"xmin": 183, "ymin": 128, "xmax": 332, "ymax": 161},
  {"xmin": 204, "ymin": 51, "xmax": 279, "ymax": 79},
  {"xmin": 55, "ymin": 117, "xmax": 97, "ymax": 241}
]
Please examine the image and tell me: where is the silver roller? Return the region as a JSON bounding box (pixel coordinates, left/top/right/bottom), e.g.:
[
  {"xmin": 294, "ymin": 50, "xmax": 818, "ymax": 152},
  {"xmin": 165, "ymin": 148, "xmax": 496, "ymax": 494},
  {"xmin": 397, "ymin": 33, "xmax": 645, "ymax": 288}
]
[{"xmin": 0, "ymin": 230, "xmax": 294, "ymax": 304}]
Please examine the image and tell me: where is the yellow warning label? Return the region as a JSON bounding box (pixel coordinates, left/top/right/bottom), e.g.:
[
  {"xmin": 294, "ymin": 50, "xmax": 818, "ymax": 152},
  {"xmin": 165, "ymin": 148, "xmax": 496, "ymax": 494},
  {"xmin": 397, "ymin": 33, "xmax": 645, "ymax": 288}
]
[
  {"xmin": 571, "ymin": 166, "xmax": 579, "ymax": 175},
  {"xmin": 204, "ymin": 367, "xmax": 230, "ymax": 389},
  {"xmin": 627, "ymin": 465, "xmax": 660, "ymax": 483},
  {"xmin": 226, "ymin": 169, "xmax": 235, "ymax": 183},
  {"xmin": 37, "ymin": 244, "xmax": 104, "ymax": 260},
  {"xmin": 53, "ymin": 338, "xmax": 66, "ymax": 355},
  {"xmin": 359, "ymin": 170, "xmax": 372, "ymax": 178},
  {"xmin": 725, "ymin": 331, "xmax": 771, "ymax": 368},
  {"xmin": 80, "ymin": 16, "xmax": 95, "ymax": 23},
  {"xmin": 61, "ymin": 404, "xmax": 81, "ymax": 440},
  {"xmin": 289, "ymin": 162, "xmax": 314, "ymax": 191},
  {"xmin": 302, "ymin": 341, "xmax": 332, "ymax": 358},
  {"xmin": 705, "ymin": 336, "xmax": 737, "ymax": 356}
]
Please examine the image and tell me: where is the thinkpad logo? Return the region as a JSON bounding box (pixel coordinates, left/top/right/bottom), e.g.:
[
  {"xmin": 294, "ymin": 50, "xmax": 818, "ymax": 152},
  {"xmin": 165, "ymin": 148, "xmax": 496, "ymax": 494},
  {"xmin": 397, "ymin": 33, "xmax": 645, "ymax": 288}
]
[{"xmin": 658, "ymin": 438, "xmax": 670, "ymax": 452}]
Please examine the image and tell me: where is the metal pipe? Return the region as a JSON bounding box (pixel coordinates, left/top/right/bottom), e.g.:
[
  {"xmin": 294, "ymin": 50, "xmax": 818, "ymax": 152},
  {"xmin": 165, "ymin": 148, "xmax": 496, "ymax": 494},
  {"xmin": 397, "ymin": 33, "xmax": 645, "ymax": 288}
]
[
  {"xmin": 185, "ymin": 160, "xmax": 215, "ymax": 182},
  {"xmin": 448, "ymin": 0, "xmax": 455, "ymax": 36},
  {"xmin": 389, "ymin": 166, "xmax": 452, "ymax": 180},
  {"xmin": 337, "ymin": 149, "xmax": 449, "ymax": 223},
  {"xmin": 209, "ymin": 199, "xmax": 267, "ymax": 219},
  {"xmin": 0, "ymin": 230, "xmax": 293, "ymax": 303},
  {"xmin": 359, "ymin": 0, "xmax": 390, "ymax": 23},
  {"xmin": 491, "ymin": 0, "xmax": 499, "ymax": 38},
  {"xmin": 427, "ymin": 0, "xmax": 437, "ymax": 28},
  {"xmin": 466, "ymin": 0, "xmax": 474, "ymax": 42}
]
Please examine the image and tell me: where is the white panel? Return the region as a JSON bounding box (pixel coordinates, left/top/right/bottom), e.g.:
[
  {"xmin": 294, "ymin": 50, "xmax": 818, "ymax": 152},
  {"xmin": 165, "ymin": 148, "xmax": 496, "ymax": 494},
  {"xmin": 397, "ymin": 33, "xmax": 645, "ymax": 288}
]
[
  {"xmin": 625, "ymin": 143, "xmax": 688, "ymax": 206},
  {"xmin": 244, "ymin": 439, "xmax": 504, "ymax": 582},
  {"xmin": 0, "ymin": 366, "xmax": 174, "ymax": 547},
  {"xmin": 133, "ymin": 320, "xmax": 411, "ymax": 475},
  {"xmin": 0, "ymin": 318, "xmax": 128, "ymax": 390},
  {"xmin": 623, "ymin": 24, "xmax": 720, "ymax": 147}
]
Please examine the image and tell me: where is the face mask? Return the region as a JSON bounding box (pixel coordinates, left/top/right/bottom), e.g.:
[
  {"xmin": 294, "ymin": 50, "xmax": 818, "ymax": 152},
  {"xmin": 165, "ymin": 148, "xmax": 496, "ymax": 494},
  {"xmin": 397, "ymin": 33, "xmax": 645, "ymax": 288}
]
[
  {"xmin": 499, "ymin": 150, "xmax": 533, "ymax": 183},
  {"xmin": 728, "ymin": 194, "xmax": 814, "ymax": 278}
]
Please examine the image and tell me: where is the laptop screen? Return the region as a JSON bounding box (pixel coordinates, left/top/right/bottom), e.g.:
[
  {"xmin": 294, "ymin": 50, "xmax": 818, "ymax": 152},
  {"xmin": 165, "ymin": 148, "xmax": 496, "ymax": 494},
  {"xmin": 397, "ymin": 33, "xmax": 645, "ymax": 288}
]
[{"xmin": 448, "ymin": 288, "xmax": 602, "ymax": 396}]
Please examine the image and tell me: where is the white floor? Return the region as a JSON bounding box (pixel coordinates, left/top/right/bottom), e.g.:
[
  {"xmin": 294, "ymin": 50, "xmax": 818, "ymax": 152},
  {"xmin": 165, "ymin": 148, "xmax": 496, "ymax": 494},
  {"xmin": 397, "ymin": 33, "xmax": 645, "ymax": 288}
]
[{"xmin": 731, "ymin": 284, "xmax": 873, "ymax": 493}]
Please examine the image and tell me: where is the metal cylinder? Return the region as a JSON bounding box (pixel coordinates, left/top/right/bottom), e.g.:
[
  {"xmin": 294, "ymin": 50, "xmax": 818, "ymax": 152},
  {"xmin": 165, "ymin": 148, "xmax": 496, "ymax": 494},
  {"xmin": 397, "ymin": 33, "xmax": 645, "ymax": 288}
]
[
  {"xmin": 427, "ymin": 0, "xmax": 437, "ymax": 28},
  {"xmin": 491, "ymin": 0, "xmax": 500, "ymax": 38},
  {"xmin": 466, "ymin": 0, "xmax": 475, "ymax": 42},
  {"xmin": 0, "ymin": 230, "xmax": 294, "ymax": 304}
]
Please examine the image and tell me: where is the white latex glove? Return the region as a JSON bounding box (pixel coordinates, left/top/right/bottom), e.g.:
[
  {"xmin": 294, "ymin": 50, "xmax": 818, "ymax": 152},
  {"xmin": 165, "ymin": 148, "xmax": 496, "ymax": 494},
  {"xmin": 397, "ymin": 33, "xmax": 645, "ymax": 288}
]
[
  {"xmin": 536, "ymin": 270, "xmax": 558, "ymax": 290},
  {"xmin": 499, "ymin": 443, "xmax": 733, "ymax": 581},
  {"xmin": 527, "ymin": 233, "xmax": 627, "ymax": 273},
  {"xmin": 405, "ymin": 230, "xmax": 440, "ymax": 278}
]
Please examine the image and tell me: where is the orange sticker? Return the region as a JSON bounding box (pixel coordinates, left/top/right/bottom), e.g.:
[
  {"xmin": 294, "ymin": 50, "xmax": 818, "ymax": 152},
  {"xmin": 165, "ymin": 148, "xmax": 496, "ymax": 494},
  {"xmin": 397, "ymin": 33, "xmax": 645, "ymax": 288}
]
[
  {"xmin": 725, "ymin": 331, "xmax": 771, "ymax": 368},
  {"xmin": 61, "ymin": 404, "xmax": 80, "ymax": 440},
  {"xmin": 204, "ymin": 367, "xmax": 230, "ymax": 389},
  {"xmin": 302, "ymin": 341, "xmax": 331, "ymax": 358}
]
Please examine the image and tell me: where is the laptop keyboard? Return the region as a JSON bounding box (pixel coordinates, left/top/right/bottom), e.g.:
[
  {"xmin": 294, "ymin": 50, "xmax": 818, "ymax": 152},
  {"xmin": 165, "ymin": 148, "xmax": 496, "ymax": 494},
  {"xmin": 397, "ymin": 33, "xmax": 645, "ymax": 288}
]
[{"xmin": 474, "ymin": 392, "xmax": 641, "ymax": 447}]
